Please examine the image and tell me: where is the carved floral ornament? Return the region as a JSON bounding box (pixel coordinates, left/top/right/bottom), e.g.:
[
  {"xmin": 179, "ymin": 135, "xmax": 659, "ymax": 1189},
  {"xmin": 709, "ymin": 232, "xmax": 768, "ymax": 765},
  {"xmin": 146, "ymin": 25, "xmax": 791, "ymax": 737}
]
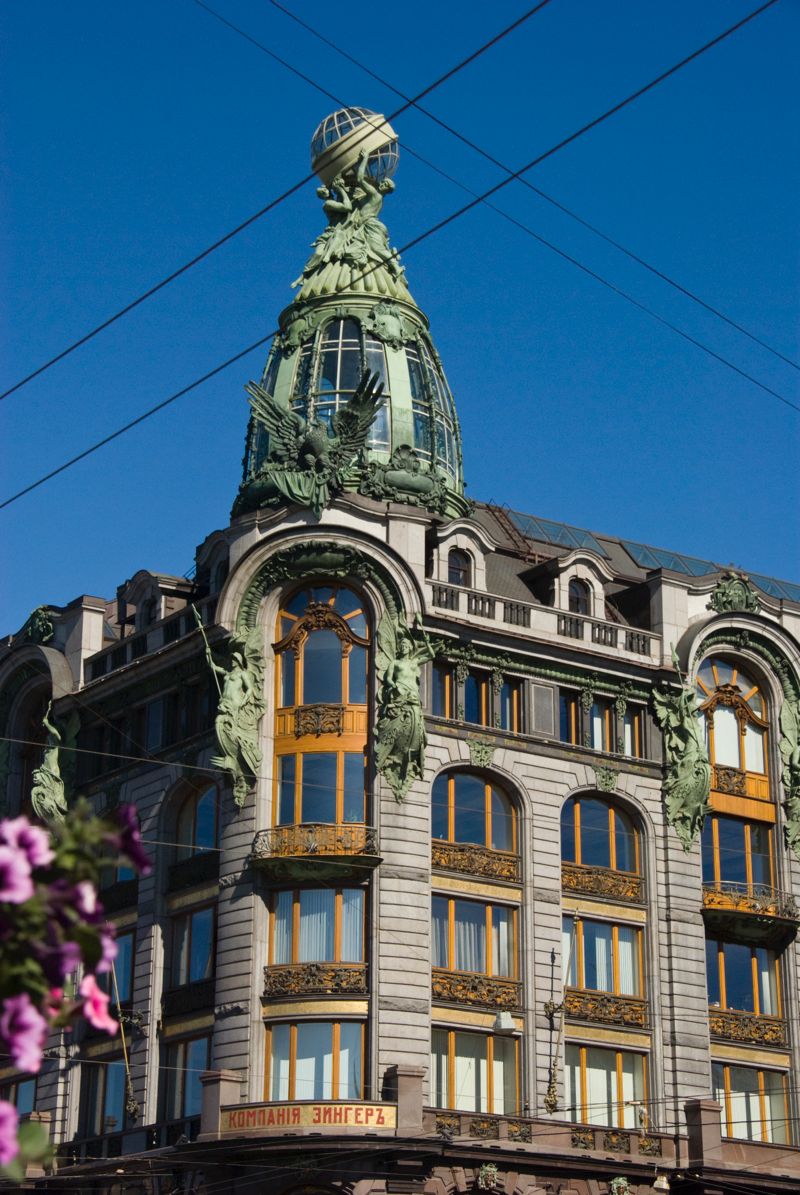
[
  {"xmin": 707, "ymin": 570, "xmax": 761, "ymax": 614},
  {"xmin": 273, "ymin": 601, "xmax": 368, "ymax": 657}
]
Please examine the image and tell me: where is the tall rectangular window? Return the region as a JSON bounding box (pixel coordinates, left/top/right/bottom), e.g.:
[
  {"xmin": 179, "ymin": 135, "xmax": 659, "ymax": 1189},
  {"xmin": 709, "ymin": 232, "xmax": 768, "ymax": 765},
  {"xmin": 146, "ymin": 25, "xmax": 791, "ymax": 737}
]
[
  {"xmin": 565, "ymin": 1044, "xmax": 645, "ymax": 1128},
  {"xmin": 270, "ymin": 888, "xmax": 364, "ymax": 965},
  {"xmin": 432, "ymin": 897, "xmax": 515, "ymax": 977},
  {"xmin": 563, "ymin": 915, "xmax": 642, "ymax": 996},
  {"xmin": 431, "ymin": 663, "xmax": 454, "ymax": 718},
  {"xmin": 266, "ymin": 1022, "xmax": 363, "ymax": 1101},
  {"xmin": 171, "ymin": 906, "xmax": 215, "ymax": 987},
  {"xmin": 713, "ymin": 1063, "xmax": 790, "ymax": 1144},
  {"xmin": 164, "ymin": 1036, "xmax": 210, "ymax": 1122}
]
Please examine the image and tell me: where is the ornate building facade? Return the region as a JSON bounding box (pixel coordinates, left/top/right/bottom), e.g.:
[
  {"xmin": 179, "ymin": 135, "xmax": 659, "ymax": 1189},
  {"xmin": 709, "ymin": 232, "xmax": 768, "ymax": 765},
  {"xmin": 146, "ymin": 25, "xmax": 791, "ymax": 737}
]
[{"xmin": 3, "ymin": 108, "xmax": 800, "ymax": 1195}]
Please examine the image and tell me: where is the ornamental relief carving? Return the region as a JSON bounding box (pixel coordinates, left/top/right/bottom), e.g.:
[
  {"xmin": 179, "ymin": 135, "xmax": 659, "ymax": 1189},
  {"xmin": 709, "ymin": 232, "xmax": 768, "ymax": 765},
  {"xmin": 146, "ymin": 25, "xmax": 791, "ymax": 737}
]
[
  {"xmin": 252, "ymin": 823, "xmax": 378, "ymax": 861},
  {"xmin": 603, "ymin": 1129, "xmax": 631, "ymax": 1153},
  {"xmin": 432, "ymin": 841, "xmax": 521, "ymax": 883},
  {"xmin": 564, "ymin": 988, "xmax": 648, "ymax": 1029},
  {"xmin": 561, "ymin": 861, "xmax": 643, "ymax": 904},
  {"xmin": 263, "ymin": 963, "xmax": 368, "ymax": 998},
  {"xmin": 570, "ymin": 1127, "xmax": 594, "ymax": 1150},
  {"xmin": 638, "ymin": 1134, "xmax": 662, "ymax": 1157},
  {"xmin": 431, "ymin": 969, "xmax": 521, "ymax": 1010},
  {"xmin": 713, "ymin": 765, "xmax": 747, "ymax": 796},
  {"xmin": 468, "ymin": 1117, "xmax": 499, "ymax": 1139},
  {"xmin": 294, "ymin": 704, "xmax": 345, "ymax": 737},
  {"xmin": 709, "ymin": 1008, "xmax": 788, "ymax": 1047}
]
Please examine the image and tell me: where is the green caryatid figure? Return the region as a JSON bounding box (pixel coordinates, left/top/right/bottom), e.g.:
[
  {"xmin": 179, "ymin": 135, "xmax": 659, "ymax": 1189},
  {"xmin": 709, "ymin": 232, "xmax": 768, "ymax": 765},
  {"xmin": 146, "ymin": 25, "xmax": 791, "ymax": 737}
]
[
  {"xmin": 652, "ymin": 682, "xmax": 711, "ymax": 851},
  {"xmin": 31, "ymin": 702, "xmax": 70, "ymax": 822},
  {"xmin": 779, "ymin": 693, "xmax": 800, "ymax": 857},
  {"xmin": 200, "ymin": 623, "xmax": 266, "ymax": 807},
  {"xmin": 375, "ymin": 614, "xmax": 439, "ymax": 802}
]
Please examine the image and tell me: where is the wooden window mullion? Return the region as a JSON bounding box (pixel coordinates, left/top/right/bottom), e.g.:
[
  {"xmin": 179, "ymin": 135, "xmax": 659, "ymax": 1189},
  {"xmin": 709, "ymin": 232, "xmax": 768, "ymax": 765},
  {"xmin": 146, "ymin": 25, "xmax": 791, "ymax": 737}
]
[
  {"xmin": 292, "ymin": 893, "xmax": 300, "ymax": 964},
  {"xmin": 289, "ymin": 1023, "xmax": 297, "ymax": 1101},
  {"xmin": 331, "ymin": 1023, "xmax": 340, "ymax": 1099},
  {"xmin": 615, "ymin": 1051, "xmax": 624, "ymax": 1127},
  {"xmin": 612, "ymin": 925, "xmax": 620, "ymax": 995},
  {"xmin": 751, "ymin": 949, "xmax": 759, "ymax": 1015},
  {"xmin": 609, "ymin": 807, "xmax": 617, "ymax": 871},
  {"xmin": 334, "ymin": 890, "xmax": 342, "ymax": 962},
  {"xmin": 718, "ymin": 943, "xmax": 727, "ymax": 1009},
  {"xmin": 579, "ymin": 1046, "xmax": 588, "ymax": 1123},
  {"xmin": 575, "ymin": 801, "xmax": 582, "ymax": 866}
]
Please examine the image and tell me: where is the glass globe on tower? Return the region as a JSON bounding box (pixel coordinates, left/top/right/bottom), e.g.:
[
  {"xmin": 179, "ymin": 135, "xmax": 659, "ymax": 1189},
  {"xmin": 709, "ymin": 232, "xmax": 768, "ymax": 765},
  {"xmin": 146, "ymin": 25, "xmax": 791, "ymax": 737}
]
[{"xmin": 310, "ymin": 107, "xmax": 399, "ymax": 184}]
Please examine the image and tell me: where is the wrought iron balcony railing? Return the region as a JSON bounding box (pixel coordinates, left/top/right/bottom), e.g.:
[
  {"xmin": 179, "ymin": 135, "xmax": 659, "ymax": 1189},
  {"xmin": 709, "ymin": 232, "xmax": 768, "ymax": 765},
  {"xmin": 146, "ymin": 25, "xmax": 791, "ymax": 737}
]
[
  {"xmin": 251, "ymin": 824, "xmax": 380, "ymax": 883},
  {"xmin": 702, "ymin": 881, "xmax": 799, "ymax": 947}
]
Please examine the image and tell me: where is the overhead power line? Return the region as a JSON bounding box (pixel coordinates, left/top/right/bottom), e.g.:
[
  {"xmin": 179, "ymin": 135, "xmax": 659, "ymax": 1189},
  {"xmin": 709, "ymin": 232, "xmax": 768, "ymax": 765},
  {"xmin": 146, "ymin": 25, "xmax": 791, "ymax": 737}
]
[
  {"xmin": 268, "ymin": 0, "xmax": 799, "ymax": 373},
  {"xmin": 0, "ymin": 0, "xmax": 554, "ymax": 404},
  {"xmin": 0, "ymin": 0, "xmax": 794, "ymax": 512}
]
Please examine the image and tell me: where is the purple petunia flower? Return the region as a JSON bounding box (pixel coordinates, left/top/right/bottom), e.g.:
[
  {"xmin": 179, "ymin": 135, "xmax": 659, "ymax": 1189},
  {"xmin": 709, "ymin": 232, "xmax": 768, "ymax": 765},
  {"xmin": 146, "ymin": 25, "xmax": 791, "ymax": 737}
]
[
  {"xmin": 0, "ymin": 817, "xmax": 54, "ymax": 869},
  {"xmin": 0, "ymin": 1100, "xmax": 19, "ymax": 1165},
  {"xmin": 0, "ymin": 846, "xmax": 34, "ymax": 905},
  {"xmin": 115, "ymin": 805, "xmax": 152, "ymax": 876},
  {"xmin": 0, "ymin": 993, "xmax": 48, "ymax": 1074}
]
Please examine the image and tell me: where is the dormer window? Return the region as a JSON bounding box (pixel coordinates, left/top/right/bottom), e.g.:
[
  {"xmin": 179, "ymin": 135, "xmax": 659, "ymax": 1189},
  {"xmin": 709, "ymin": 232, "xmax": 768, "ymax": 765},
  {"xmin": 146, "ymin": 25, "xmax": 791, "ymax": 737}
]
[
  {"xmin": 568, "ymin": 579, "xmax": 590, "ymax": 616},
  {"xmin": 448, "ymin": 549, "xmax": 471, "ymax": 588}
]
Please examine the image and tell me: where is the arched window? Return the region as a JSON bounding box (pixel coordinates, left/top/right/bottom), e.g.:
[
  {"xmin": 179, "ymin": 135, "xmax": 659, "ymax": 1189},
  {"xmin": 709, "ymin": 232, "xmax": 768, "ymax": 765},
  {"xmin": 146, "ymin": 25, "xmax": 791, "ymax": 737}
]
[
  {"xmin": 696, "ymin": 658, "xmax": 769, "ymax": 794},
  {"xmin": 175, "ymin": 786, "xmax": 219, "ymax": 861},
  {"xmin": 448, "ymin": 549, "xmax": 471, "ymax": 588},
  {"xmin": 568, "ymin": 578, "xmax": 590, "ymax": 616},
  {"xmin": 274, "ymin": 585, "xmax": 369, "ymax": 828},
  {"xmin": 432, "ymin": 772, "xmax": 516, "ymax": 854},
  {"xmin": 561, "ymin": 795, "xmax": 638, "ymax": 874}
]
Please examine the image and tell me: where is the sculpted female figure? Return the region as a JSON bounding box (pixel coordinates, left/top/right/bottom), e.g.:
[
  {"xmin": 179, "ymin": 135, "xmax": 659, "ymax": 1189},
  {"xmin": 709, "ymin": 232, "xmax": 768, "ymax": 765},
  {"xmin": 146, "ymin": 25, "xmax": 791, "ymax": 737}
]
[{"xmin": 375, "ymin": 614, "xmax": 438, "ymax": 801}]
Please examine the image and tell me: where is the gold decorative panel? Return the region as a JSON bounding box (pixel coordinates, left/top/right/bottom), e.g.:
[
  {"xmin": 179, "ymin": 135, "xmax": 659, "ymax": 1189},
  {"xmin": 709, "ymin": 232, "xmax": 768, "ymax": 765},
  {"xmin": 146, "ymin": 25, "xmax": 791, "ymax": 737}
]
[
  {"xmin": 564, "ymin": 988, "xmax": 647, "ymax": 1029},
  {"xmin": 561, "ymin": 861, "xmax": 643, "ymax": 904},
  {"xmin": 709, "ymin": 1008, "xmax": 788, "ymax": 1048},
  {"xmin": 263, "ymin": 963, "xmax": 368, "ymax": 999},
  {"xmin": 432, "ymin": 841, "xmax": 520, "ymax": 883},
  {"xmin": 431, "ymin": 970, "xmax": 521, "ymax": 1010}
]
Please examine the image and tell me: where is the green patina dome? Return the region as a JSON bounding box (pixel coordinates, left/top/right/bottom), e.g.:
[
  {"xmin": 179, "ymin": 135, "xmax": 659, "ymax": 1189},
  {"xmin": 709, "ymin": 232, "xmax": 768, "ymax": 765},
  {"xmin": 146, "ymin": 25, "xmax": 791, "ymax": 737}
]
[{"xmin": 234, "ymin": 111, "xmax": 468, "ymax": 521}]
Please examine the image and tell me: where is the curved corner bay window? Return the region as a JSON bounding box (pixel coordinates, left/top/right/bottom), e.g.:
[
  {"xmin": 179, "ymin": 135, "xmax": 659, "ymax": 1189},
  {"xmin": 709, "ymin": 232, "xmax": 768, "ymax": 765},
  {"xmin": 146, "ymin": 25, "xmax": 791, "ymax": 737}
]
[
  {"xmin": 706, "ymin": 940, "xmax": 780, "ymax": 1016},
  {"xmin": 565, "ymin": 1044, "xmax": 646, "ymax": 1128},
  {"xmin": 701, "ymin": 813, "xmax": 774, "ymax": 896},
  {"xmin": 561, "ymin": 796, "xmax": 638, "ymax": 874},
  {"xmin": 430, "ymin": 1029, "xmax": 517, "ymax": 1114},
  {"xmin": 176, "ymin": 786, "xmax": 219, "ymax": 860},
  {"xmin": 274, "ymin": 585, "xmax": 368, "ymax": 827},
  {"xmin": 712, "ymin": 1063, "xmax": 790, "ymax": 1144},
  {"xmin": 696, "ymin": 658, "xmax": 769, "ymax": 795},
  {"xmin": 432, "ymin": 772, "xmax": 516, "ymax": 854},
  {"xmin": 432, "ymin": 897, "xmax": 515, "ymax": 977},
  {"xmin": 562, "ymin": 915, "xmax": 642, "ymax": 997},
  {"xmin": 292, "ymin": 318, "xmax": 390, "ymax": 449},
  {"xmin": 266, "ymin": 1022, "xmax": 363, "ymax": 1100},
  {"xmin": 270, "ymin": 888, "xmax": 364, "ymax": 964}
]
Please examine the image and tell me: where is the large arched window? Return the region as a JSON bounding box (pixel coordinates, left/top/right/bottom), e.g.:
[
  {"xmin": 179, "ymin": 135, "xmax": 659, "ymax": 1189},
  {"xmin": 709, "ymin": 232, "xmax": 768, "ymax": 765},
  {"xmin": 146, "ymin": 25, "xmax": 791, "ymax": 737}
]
[
  {"xmin": 176, "ymin": 786, "xmax": 219, "ymax": 861},
  {"xmin": 447, "ymin": 549, "xmax": 471, "ymax": 588},
  {"xmin": 274, "ymin": 585, "xmax": 369, "ymax": 828},
  {"xmin": 568, "ymin": 579, "xmax": 590, "ymax": 616},
  {"xmin": 696, "ymin": 658, "xmax": 769, "ymax": 797},
  {"xmin": 561, "ymin": 796, "xmax": 638, "ymax": 875},
  {"xmin": 431, "ymin": 771, "xmax": 516, "ymax": 854}
]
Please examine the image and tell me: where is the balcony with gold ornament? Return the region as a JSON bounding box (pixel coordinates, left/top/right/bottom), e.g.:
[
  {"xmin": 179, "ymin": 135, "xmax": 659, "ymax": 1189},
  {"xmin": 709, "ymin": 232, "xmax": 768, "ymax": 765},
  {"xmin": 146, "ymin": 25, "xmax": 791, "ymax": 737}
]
[
  {"xmin": 432, "ymin": 840, "xmax": 520, "ymax": 884},
  {"xmin": 251, "ymin": 823, "xmax": 380, "ymax": 884},
  {"xmin": 563, "ymin": 987, "xmax": 648, "ymax": 1030},
  {"xmin": 263, "ymin": 962, "xmax": 368, "ymax": 1000},
  {"xmin": 561, "ymin": 861, "xmax": 644, "ymax": 905},
  {"xmin": 431, "ymin": 968, "xmax": 522, "ymax": 1011},
  {"xmin": 708, "ymin": 1005, "xmax": 788, "ymax": 1049},
  {"xmin": 701, "ymin": 881, "xmax": 799, "ymax": 947}
]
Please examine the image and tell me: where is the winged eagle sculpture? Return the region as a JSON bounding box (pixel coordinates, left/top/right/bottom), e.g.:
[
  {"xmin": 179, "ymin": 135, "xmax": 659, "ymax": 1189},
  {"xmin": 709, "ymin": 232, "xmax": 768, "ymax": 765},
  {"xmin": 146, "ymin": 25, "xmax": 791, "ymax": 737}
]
[{"xmin": 241, "ymin": 369, "xmax": 385, "ymax": 518}]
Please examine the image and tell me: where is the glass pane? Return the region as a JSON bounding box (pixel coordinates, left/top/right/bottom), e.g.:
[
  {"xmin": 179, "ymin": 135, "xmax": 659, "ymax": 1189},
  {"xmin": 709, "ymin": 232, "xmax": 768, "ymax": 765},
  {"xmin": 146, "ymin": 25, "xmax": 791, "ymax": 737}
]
[
  {"xmin": 490, "ymin": 789, "xmax": 514, "ymax": 852},
  {"xmin": 701, "ymin": 819, "xmax": 716, "ymax": 884},
  {"xmin": 346, "ymin": 611, "xmax": 367, "ymax": 637},
  {"xmin": 340, "ymin": 889, "xmax": 364, "ymax": 963},
  {"xmin": 717, "ymin": 817, "xmax": 747, "ymax": 886},
  {"xmin": 430, "ymin": 1029, "xmax": 449, "ymax": 1108},
  {"xmin": 722, "ymin": 942, "xmax": 754, "ymax": 1011},
  {"xmin": 270, "ymin": 1024, "xmax": 291, "ymax": 1100},
  {"xmin": 14, "ymin": 1079, "xmax": 35, "ymax": 1117},
  {"xmin": 565, "ymin": 1043, "xmax": 581, "ymax": 1122},
  {"xmin": 562, "ymin": 916, "xmax": 578, "ymax": 986},
  {"xmin": 172, "ymin": 916, "xmax": 189, "ymax": 987},
  {"xmin": 189, "ymin": 907, "xmax": 214, "ymax": 982},
  {"xmin": 273, "ymin": 891, "xmax": 292, "ymax": 964},
  {"xmin": 743, "ymin": 723, "xmax": 765, "ymax": 773},
  {"xmin": 176, "ymin": 797, "xmax": 195, "ymax": 861},
  {"xmin": 454, "ymin": 901, "xmax": 486, "ymax": 972},
  {"xmin": 614, "ymin": 810, "xmax": 637, "ymax": 873},
  {"xmin": 464, "ymin": 674, "xmax": 481, "ymax": 724},
  {"xmin": 280, "ymin": 651, "xmax": 295, "ymax": 707},
  {"xmin": 432, "ymin": 896, "xmax": 448, "ymax": 968},
  {"xmin": 756, "ymin": 948, "xmax": 778, "ymax": 1016},
  {"xmin": 295, "ymin": 1022, "xmax": 333, "ymax": 1100},
  {"xmin": 343, "ymin": 753, "xmax": 364, "ymax": 823},
  {"xmin": 195, "ymin": 789, "xmax": 217, "ymax": 852},
  {"xmin": 584, "ymin": 1047, "xmax": 616, "ymax": 1126},
  {"xmin": 431, "ymin": 775, "xmax": 448, "ymax": 839},
  {"xmin": 590, "ymin": 703, "xmax": 607, "ymax": 750},
  {"xmin": 750, "ymin": 823, "xmax": 772, "ymax": 887},
  {"xmin": 348, "ymin": 644, "xmax": 367, "ymax": 704},
  {"xmin": 500, "ymin": 682, "xmax": 517, "ymax": 731},
  {"xmin": 104, "ymin": 1060, "xmax": 126, "ymax": 1132},
  {"xmin": 298, "ymin": 889, "xmax": 335, "ymax": 962},
  {"xmin": 583, "ymin": 921, "xmax": 613, "ymax": 991},
  {"xmin": 453, "ymin": 1032, "xmax": 487, "ymax": 1113},
  {"xmin": 432, "ymin": 665, "xmax": 450, "ymax": 717},
  {"xmin": 301, "ymin": 754, "xmax": 337, "ymax": 823},
  {"xmin": 303, "ymin": 630, "xmax": 343, "ymax": 705},
  {"xmin": 763, "ymin": 1071, "xmax": 788, "ymax": 1144},
  {"xmin": 493, "ymin": 1037, "xmax": 516, "ymax": 1114},
  {"xmin": 453, "ymin": 774, "xmax": 486, "ymax": 846},
  {"xmin": 617, "ymin": 926, "xmax": 638, "ymax": 996},
  {"xmin": 706, "ymin": 940, "xmax": 721, "ymax": 1006},
  {"xmin": 560, "ymin": 694, "xmax": 576, "ymax": 743},
  {"xmin": 115, "ymin": 932, "xmax": 134, "ymax": 1004},
  {"xmin": 339, "ymin": 348, "xmax": 361, "ymax": 392},
  {"xmin": 620, "ymin": 1053, "xmax": 644, "ymax": 1129},
  {"xmin": 278, "ymin": 755, "xmax": 296, "ymax": 824},
  {"xmin": 184, "ymin": 1037, "xmax": 209, "ymax": 1117},
  {"xmin": 561, "ymin": 800, "xmax": 576, "ymax": 863},
  {"xmin": 727, "ymin": 1066, "xmax": 761, "ymax": 1140},
  {"xmin": 579, "ymin": 799, "xmax": 611, "ymax": 868},
  {"xmin": 713, "ymin": 705, "xmax": 740, "ymax": 767},
  {"xmin": 285, "ymin": 589, "xmax": 311, "ymax": 615},
  {"xmin": 492, "ymin": 907, "xmax": 512, "ymax": 976},
  {"xmin": 339, "ymin": 1022, "xmax": 362, "ymax": 1099}
]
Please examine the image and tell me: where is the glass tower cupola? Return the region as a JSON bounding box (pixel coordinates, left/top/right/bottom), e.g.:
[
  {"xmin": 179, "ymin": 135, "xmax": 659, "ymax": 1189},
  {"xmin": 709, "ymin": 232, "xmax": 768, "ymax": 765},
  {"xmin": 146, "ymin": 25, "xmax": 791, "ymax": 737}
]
[{"xmin": 234, "ymin": 108, "xmax": 468, "ymax": 520}]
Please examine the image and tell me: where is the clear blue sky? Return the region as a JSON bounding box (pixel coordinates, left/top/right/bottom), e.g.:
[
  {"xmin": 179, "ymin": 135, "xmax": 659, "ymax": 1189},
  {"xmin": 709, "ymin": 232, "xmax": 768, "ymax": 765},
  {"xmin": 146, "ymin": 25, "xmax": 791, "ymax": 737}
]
[{"xmin": 2, "ymin": 0, "xmax": 798, "ymax": 631}]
